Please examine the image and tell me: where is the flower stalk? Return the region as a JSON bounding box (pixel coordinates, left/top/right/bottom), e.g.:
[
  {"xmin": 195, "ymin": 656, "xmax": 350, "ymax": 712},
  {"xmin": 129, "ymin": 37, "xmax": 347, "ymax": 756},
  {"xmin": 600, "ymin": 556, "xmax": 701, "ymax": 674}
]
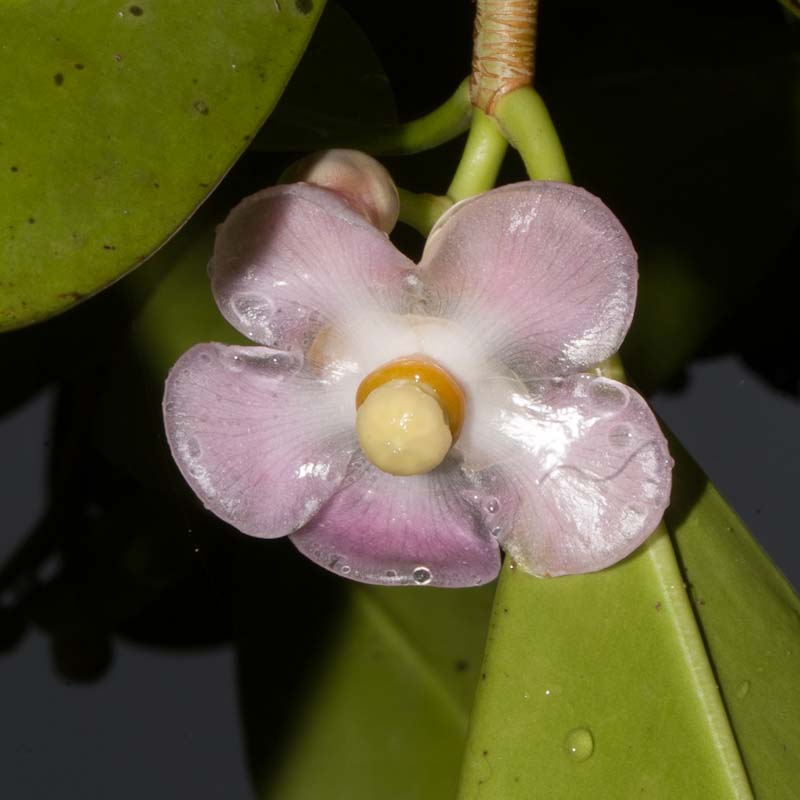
[{"xmin": 470, "ymin": 0, "xmax": 538, "ymax": 115}]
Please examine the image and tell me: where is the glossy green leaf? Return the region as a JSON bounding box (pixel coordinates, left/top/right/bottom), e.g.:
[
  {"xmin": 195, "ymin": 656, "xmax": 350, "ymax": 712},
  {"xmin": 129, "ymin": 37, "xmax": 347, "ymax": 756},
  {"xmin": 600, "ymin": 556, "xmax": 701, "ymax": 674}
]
[
  {"xmin": 243, "ymin": 584, "xmax": 494, "ymax": 800},
  {"xmin": 458, "ymin": 530, "xmax": 751, "ymax": 798},
  {"xmin": 457, "ymin": 439, "xmax": 800, "ymax": 799},
  {"xmin": 0, "ymin": 0, "xmax": 324, "ymax": 331},
  {"xmin": 666, "ymin": 439, "xmax": 800, "ymax": 798}
]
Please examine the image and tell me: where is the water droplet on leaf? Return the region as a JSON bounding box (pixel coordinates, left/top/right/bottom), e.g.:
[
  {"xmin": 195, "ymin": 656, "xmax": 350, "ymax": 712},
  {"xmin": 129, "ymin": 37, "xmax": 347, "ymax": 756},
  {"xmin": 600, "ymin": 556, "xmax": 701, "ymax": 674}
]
[{"xmin": 564, "ymin": 728, "xmax": 594, "ymax": 762}]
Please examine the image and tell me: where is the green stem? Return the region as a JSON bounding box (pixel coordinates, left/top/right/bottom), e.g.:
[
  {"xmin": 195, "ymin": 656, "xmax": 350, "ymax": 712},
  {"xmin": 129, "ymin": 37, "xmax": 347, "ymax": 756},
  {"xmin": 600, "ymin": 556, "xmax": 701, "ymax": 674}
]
[
  {"xmin": 493, "ymin": 86, "xmax": 572, "ymax": 182},
  {"xmin": 447, "ymin": 109, "xmax": 508, "ymax": 202},
  {"xmin": 262, "ymin": 79, "xmax": 474, "ymax": 156},
  {"xmin": 397, "ymin": 188, "xmax": 453, "ymax": 237}
]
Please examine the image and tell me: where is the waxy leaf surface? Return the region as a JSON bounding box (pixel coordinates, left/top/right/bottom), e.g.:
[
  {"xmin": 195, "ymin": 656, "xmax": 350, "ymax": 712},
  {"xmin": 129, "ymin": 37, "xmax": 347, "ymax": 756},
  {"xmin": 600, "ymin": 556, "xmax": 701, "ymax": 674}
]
[{"xmin": 0, "ymin": 0, "xmax": 324, "ymax": 331}]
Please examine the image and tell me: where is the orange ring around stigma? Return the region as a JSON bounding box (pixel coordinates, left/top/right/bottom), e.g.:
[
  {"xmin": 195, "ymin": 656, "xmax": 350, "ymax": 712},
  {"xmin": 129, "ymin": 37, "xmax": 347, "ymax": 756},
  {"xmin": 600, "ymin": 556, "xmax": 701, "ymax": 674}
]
[{"xmin": 355, "ymin": 356, "xmax": 466, "ymax": 443}]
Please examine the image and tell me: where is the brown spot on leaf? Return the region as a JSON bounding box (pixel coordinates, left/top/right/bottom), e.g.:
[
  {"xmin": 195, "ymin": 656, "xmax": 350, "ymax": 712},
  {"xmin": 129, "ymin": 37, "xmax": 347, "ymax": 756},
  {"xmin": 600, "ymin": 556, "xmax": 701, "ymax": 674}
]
[
  {"xmin": 27, "ymin": 217, "xmax": 35, "ymax": 224},
  {"xmin": 54, "ymin": 73, "xmax": 64, "ymax": 86},
  {"xmin": 454, "ymin": 659, "xmax": 468, "ymax": 672},
  {"xmin": 129, "ymin": 4, "xmax": 144, "ymax": 15},
  {"xmin": 10, "ymin": 166, "xmax": 18, "ymax": 172},
  {"xmin": 295, "ymin": 0, "xmax": 313, "ymax": 13},
  {"xmin": 192, "ymin": 100, "xmax": 209, "ymax": 115},
  {"xmin": 74, "ymin": 63, "xmax": 85, "ymax": 70}
]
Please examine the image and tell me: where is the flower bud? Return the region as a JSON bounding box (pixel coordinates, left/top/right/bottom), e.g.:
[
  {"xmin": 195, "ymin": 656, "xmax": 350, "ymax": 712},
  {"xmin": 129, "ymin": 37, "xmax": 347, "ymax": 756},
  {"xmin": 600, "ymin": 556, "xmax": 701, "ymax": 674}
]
[{"xmin": 278, "ymin": 149, "xmax": 399, "ymax": 233}]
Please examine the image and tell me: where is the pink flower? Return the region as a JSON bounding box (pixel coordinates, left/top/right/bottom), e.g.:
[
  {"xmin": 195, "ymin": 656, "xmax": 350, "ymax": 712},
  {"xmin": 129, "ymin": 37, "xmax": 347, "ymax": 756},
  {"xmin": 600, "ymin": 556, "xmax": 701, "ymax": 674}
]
[{"xmin": 163, "ymin": 180, "xmax": 672, "ymax": 587}]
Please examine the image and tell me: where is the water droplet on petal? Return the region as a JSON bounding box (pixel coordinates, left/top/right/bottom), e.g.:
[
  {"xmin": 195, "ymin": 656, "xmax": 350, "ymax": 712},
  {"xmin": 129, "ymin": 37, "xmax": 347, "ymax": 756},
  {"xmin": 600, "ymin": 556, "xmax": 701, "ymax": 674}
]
[
  {"xmin": 340, "ymin": 565, "xmax": 351, "ymax": 575},
  {"xmin": 621, "ymin": 504, "xmax": 647, "ymax": 538},
  {"xmin": 385, "ymin": 570, "xmax": 397, "ymax": 579},
  {"xmin": 232, "ymin": 293, "xmax": 274, "ymax": 333},
  {"xmin": 736, "ymin": 680, "xmax": 750, "ymax": 699},
  {"xmin": 485, "ymin": 498, "xmax": 499, "ymax": 514},
  {"xmin": 608, "ymin": 424, "xmax": 632, "ymax": 447},
  {"xmin": 413, "ymin": 567, "xmax": 432, "ymax": 585},
  {"xmin": 564, "ymin": 727, "xmax": 594, "ymax": 762},
  {"xmin": 589, "ymin": 379, "xmax": 627, "ymax": 412}
]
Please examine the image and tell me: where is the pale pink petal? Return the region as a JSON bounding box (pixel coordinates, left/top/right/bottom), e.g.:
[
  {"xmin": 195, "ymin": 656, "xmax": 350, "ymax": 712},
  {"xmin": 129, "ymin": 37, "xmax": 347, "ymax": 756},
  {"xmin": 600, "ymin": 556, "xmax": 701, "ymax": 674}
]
[
  {"xmin": 470, "ymin": 375, "xmax": 672, "ymax": 576},
  {"xmin": 290, "ymin": 455, "xmax": 502, "ymax": 587},
  {"xmin": 163, "ymin": 343, "xmax": 357, "ymax": 538},
  {"xmin": 210, "ymin": 183, "xmax": 416, "ymax": 349},
  {"xmin": 418, "ymin": 182, "xmax": 637, "ymax": 379}
]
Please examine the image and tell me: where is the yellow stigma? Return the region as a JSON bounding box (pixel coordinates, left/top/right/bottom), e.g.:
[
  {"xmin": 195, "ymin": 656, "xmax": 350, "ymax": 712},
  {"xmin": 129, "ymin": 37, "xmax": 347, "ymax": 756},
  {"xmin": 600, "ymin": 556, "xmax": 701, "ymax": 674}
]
[{"xmin": 355, "ymin": 358, "xmax": 465, "ymax": 477}]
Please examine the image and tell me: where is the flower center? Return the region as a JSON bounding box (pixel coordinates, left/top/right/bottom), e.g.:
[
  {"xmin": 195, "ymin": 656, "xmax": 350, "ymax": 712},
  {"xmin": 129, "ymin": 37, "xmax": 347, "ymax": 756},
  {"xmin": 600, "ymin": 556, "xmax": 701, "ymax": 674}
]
[{"xmin": 355, "ymin": 357, "xmax": 465, "ymax": 476}]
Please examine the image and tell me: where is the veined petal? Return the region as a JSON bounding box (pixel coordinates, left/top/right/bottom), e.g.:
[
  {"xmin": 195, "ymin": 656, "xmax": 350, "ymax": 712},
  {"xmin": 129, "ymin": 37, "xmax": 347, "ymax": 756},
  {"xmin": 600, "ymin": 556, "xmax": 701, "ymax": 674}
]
[
  {"xmin": 419, "ymin": 182, "xmax": 637, "ymax": 379},
  {"xmin": 163, "ymin": 343, "xmax": 357, "ymax": 538},
  {"xmin": 210, "ymin": 183, "xmax": 416, "ymax": 349},
  {"xmin": 290, "ymin": 455, "xmax": 502, "ymax": 587},
  {"xmin": 470, "ymin": 374, "xmax": 672, "ymax": 576}
]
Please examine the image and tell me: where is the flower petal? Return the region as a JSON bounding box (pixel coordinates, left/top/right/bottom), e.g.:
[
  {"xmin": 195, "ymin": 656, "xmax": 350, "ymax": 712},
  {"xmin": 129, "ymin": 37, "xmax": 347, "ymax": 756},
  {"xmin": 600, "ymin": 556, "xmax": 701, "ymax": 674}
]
[
  {"xmin": 471, "ymin": 374, "xmax": 672, "ymax": 576},
  {"xmin": 163, "ymin": 343, "xmax": 357, "ymax": 538},
  {"xmin": 290, "ymin": 455, "xmax": 502, "ymax": 587},
  {"xmin": 419, "ymin": 182, "xmax": 637, "ymax": 379},
  {"xmin": 210, "ymin": 183, "xmax": 416, "ymax": 348}
]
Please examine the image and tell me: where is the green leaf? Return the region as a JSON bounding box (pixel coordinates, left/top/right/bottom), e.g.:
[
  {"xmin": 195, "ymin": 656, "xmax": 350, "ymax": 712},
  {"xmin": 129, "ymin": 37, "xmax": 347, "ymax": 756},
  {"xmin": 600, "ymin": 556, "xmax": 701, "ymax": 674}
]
[
  {"xmin": 0, "ymin": 0, "xmax": 324, "ymax": 332},
  {"xmin": 666, "ymin": 438, "xmax": 800, "ymax": 799},
  {"xmin": 240, "ymin": 584, "xmax": 495, "ymax": 800},
  {"xmin": 457, "ymin": 440, "xmax": 800, "ymax": 798}
]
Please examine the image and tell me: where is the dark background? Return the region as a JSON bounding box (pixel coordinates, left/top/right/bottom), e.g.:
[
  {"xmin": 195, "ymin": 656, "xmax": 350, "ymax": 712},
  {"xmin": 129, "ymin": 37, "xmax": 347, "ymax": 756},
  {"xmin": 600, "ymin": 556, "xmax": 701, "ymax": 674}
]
[{"xmin": 1, "ymin": 1, "xmax": 797, "ymax": 798}]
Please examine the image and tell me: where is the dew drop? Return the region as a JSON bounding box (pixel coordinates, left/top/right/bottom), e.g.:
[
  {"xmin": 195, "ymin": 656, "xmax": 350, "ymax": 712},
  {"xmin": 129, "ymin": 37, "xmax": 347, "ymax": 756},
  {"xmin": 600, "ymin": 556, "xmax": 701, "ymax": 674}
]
[
  {"xmin": 340, "ymin": 565, "xmax": 351, "ymax": 575},
  {"xmin": 485, "ymin": 498, "xmax": 499, "ymax": 514},
  {"xmin": 608, "ymin": 424, "xmax": 632, "ymax": 447},
  {"xmin": 564, "ymin": 727, "xmax": 594, "ymax": 762},
  {"xmin": 233, "ymin": 292, "xmax": 272, "ymax": 325},
  {"xmin": 589, "ymin": 378, "xmax": 627, "ymax": 411},
  {"xmin": 736, "ymin": 680, "xmax": 750, "ymax": 699},
  {"xmin": 522, "ymin": 691, "xmax": 530, "ymax": 700},
  {"xmin": 412, "ymin": 567, "xmax": 432, "ymax": 585},
  {"xmin": 490, "ymin": 526, "xmax": 502, "ymax": 538},
  {"xmin": 385, "ymin": 570, "xmax": 397, "ymax": 579},
  {"xmin": 621, "ymin": 504, "xmax": 647, "ymax": 538}
]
